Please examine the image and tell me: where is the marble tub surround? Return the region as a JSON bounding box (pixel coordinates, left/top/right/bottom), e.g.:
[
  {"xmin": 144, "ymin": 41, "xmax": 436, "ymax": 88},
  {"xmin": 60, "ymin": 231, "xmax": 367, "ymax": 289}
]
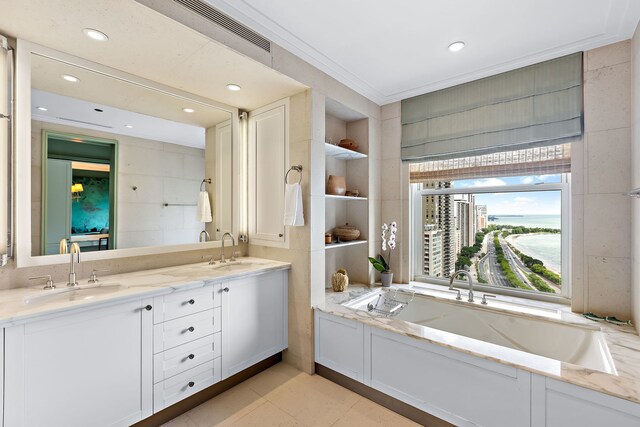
[
  {"xmin": 317, "ymin": 283, "xmax": 640, "ymax": 405},
  {"xmin": 0, "ymin": 257, "xmax": 290, "ymax": 327}
]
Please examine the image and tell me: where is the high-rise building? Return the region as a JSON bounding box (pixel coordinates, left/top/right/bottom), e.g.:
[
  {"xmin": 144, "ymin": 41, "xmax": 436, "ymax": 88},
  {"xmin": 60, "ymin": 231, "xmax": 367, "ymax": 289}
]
[
  {"xmin": 423, "ymin": 224, "xmax": 443, "ymax": 277},
  {"xmin": 475, "ymin": 205, "xmax": 488, "ymax": 231},
  {"xmin": 421, "ymin": 181, "xmax": 455, "ymax": 277},
  {"xmin": 454, "ymin": 194, "xmax": 475, "ymax": 251}
]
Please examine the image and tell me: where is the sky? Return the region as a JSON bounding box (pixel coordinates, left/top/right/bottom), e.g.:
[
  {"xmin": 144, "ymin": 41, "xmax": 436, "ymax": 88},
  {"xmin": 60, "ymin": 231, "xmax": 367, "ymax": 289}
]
[{"xmin": 453, "ymin": 175, "xmax": 562, "ymax": 216}]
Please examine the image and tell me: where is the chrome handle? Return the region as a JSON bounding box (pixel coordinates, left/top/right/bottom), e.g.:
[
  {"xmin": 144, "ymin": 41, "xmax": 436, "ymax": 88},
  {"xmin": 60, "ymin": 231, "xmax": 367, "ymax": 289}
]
[
  {"xmin": 29, "ymin": 275, "xmax": 55, "ymax": 290},
  {"xmin": 145, "ymin": 305, "xmax": 153, "ymax": 311},
  {"xmin": 278, "ymin": 233, "xmax": 283, "ymax": 237},
  {"xmin": 481, "ymin": 294, "xmax": 497, "ymax": 305},
  {"xmin": 188, "ymin": 354, "xmax": 195, "ymax": 360},
  {"xmin": 188, "ymin": 299, "xmax": 195, "ymax": 305},
  {"xmin": 223, "ymin": 287, "xmax": 229, "ymax": 292},
  {"xmin": 188, "ymin": 381, "xmax": 195, "ymax": 388},
  {"xmin": 187, "ymin": 326, "xmax": 195, "ymax": 332}
]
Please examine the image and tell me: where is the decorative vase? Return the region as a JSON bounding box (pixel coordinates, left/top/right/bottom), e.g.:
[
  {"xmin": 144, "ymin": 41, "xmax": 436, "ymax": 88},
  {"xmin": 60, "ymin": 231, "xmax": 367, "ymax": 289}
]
[
  {"xmin": 331, "ymin": 268, "xmax": 349, "ymax": 292},
  {"xmin": 327, "ymin": 175, "xmax": 346, "ymax": 196},
  {"xmin": 381, "ymin": 271, "xmax": 393, "ymax": 287}
]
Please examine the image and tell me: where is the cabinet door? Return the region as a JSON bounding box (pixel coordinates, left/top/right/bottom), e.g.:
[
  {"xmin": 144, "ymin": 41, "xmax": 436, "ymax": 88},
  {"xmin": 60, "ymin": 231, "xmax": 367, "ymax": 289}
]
[
  {"xmin": 4, "ymin": 299, "xmax": 153, "ymax": 427},
  {"xmin": 248, "ymin": 99, "xmax": 288, "ymax": 247},
  {"xmin": 222, "ymin": 270, "xmax": 288, "ymax": 378},
  {"xmin": 532, "ymin": 375, "xmax": 640, "ymax": 427}
]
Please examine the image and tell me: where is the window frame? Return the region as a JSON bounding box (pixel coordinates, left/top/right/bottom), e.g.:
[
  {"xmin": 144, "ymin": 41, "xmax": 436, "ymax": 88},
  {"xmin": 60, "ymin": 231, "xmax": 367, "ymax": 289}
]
[{"xmin": 410, "ymin": 174, "xmax": 571, "ymax": 304}]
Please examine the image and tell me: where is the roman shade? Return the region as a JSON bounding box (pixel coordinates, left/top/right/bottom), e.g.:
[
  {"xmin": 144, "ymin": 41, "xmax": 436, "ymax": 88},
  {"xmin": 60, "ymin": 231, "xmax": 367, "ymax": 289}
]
[{"xmin": 401, "ymin": 53, "xmax": 583, "ymax": 162}]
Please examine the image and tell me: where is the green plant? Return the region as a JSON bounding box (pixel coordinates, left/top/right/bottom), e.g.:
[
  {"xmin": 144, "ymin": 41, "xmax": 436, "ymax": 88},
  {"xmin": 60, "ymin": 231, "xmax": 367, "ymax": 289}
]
[{"xmin": 368, "ymin": 255, "xmax": 389, "ymax": 273}]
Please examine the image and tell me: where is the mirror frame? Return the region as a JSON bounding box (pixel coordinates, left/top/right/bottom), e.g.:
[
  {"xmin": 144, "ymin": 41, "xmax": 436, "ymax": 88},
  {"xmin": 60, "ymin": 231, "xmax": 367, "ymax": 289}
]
[{"xmin": 15, "ymin": 39, "xmax": 242, "ymax": 267}]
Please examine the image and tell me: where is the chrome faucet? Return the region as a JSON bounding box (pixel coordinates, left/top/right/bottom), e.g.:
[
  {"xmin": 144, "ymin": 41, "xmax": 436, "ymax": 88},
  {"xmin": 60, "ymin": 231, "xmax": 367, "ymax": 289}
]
[
  {"xmin": 220, "ymin": 232, "xmax": 236, "ymax": 263},
  {"xmin": 449, "ymin": 270, "xmax": 474, "ymax": 302},
  {"xmin": 199, "ymin": 230, "xmax": 210, "ymax": 242},
  {"xmin": 67, "ymin": 242, "xmax": 81, "ymax": 287}
]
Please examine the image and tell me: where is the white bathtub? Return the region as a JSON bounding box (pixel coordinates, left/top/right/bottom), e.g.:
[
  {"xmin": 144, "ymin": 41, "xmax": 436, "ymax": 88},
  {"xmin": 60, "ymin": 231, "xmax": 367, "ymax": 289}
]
[{"xmin": 344, "ymin": 289, "xmax": 616, "ymax": 374}]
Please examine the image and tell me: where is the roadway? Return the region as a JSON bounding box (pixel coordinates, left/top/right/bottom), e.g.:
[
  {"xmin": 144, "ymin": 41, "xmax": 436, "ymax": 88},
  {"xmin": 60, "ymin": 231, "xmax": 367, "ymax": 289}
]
[{"xmin": 477, "ymin": 232, "xmax": 511, "ymax": 288}]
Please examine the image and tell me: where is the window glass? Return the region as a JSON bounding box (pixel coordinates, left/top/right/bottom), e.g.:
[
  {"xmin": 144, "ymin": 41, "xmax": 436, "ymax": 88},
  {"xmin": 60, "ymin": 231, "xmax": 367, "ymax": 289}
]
[{"xmin": 415, "ymin": 178, "xmax": 564, "ymax": 296}]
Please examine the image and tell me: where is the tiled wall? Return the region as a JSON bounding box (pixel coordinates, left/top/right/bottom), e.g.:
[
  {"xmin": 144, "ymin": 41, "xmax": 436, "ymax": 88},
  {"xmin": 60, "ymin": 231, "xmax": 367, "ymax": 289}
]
[
  {"xmin": 573, "ymin": 41, "xmax": 633, "ymax": 319},
  {"xmin": 632, "ymin": 25, "xmax": 640, "ymax": 329}
]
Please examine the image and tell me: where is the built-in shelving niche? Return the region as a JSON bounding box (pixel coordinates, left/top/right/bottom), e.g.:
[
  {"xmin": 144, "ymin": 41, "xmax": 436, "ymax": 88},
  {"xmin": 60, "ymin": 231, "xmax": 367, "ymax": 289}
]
[{"xmin": 324, "ymin": 97, "xmax": 372, "ymax": 288}]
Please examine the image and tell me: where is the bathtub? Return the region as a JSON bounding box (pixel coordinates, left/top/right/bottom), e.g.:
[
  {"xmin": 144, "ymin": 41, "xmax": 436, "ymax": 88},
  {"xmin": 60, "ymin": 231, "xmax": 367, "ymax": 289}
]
[{"xmin": 344, "ymin": 288, "xmax": 616, "ymax": 374}]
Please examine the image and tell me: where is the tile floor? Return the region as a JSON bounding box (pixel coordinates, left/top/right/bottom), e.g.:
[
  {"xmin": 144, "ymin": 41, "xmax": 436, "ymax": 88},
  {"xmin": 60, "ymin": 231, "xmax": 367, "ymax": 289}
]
[{"xmin": 161, "ymin": 362, "xmax": 420, "ymax": 427}]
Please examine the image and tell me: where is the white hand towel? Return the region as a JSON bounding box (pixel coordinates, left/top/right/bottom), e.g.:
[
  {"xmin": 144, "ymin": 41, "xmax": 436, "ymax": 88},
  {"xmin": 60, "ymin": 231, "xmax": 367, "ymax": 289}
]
[
  {"xmin": 197, "ymin": 191, "xmax": 213, "ymax": 223},
  {"xmin": 283, "ymin": 183, "xmax": 304, "ymax": 226}
]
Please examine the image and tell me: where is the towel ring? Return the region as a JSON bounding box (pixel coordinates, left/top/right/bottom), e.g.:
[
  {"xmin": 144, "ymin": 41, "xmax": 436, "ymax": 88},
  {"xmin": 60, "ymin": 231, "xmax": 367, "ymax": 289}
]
[
  {"xmin": 200, "ymin": 178, "xmax": 212, "ymax": 191},
  {"xmin": 285, "ymin": 165, "xmax": 303, "ymax": 185}
]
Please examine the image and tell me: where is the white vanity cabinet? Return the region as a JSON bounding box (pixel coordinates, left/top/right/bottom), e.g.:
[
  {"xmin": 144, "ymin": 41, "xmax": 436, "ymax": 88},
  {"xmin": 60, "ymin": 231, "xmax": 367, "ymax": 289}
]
[
  {"xmin": 4, "ymin": 298, "xmax": 154, "ymax": 427},
  {"xmin": 152, "ymin": 283, "xmax": 222, "ymax": 412},
  {"xmin": 222, "ymin": 269, "xmax": 288, "ymax": 379}
]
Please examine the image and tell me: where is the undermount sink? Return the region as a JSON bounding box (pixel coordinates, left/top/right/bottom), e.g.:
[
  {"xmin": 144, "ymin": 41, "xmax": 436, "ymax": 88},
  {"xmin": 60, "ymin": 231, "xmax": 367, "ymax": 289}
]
[
  {"xmin": 210, "ymin": 261, "xmax": 266, "ymax": 272},
  {"xmin": 23, "ymin": 284, "xmax": 127, "ymax": 306}
]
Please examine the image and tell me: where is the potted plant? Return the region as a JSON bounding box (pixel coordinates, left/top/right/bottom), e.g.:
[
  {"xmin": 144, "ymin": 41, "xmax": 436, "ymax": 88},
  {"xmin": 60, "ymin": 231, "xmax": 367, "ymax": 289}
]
[{"xmin": 368, "ymin": 221, "xmax": 397, "ymax": 287}]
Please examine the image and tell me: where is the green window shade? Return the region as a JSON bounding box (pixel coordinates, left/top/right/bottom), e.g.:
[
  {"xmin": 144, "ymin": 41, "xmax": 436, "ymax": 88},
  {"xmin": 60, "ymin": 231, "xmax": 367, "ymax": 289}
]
[{"xmin": 401, "ymin": 53, "xmax": 583, "ymax": 162}]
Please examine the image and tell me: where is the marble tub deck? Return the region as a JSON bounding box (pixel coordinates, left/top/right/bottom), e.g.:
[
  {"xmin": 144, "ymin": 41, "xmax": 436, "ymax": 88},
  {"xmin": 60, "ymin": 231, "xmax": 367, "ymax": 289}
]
[{"xmin": 318, "ymin": 284, "xmax": 640, "ymax": 405}]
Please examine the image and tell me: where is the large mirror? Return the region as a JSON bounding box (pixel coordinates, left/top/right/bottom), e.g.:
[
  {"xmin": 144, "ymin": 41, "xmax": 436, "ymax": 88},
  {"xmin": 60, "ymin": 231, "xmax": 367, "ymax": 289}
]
[{"xmin": 15, "ymin": 41, "xmax": 240, "ymax": 266}]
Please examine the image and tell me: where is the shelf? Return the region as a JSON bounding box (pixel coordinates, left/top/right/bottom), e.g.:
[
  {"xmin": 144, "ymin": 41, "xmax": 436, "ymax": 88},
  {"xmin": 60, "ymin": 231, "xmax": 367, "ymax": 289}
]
[
  {"xmin": 325, "ymin": 240, "xmax": 368, "ymax": 250},
  {"xmin": 325, "ymin": 143, "xmax": 368, "ymax": 160},
  {"xmin": 325, "ymin": 194, "xmax": 368, "ymax": 201}
]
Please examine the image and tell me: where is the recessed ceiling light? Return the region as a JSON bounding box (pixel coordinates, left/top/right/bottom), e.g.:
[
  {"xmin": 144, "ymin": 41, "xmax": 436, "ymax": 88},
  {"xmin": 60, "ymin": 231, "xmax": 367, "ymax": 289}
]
[
  {"xmin": 124, "ymin": 124, "xmax": 134, "ymax": 129},
  {"xmin": 226, "ymin": 84, "xmax": 241, "ymax": 91},
  {"xmin": 36, "ymin": 106, "xmax": 48, "ymax": 111},
  {"xmin": 82, "ymin": 28, "xmax": 109, "ymax": 41},
  {"xmin": 183, "ymin": 108, "xmax": 195, "ymax": 113},
  {"xmin": 62, "ymin": 74, "xmax": 80, "ymax": 83},
  {"xmin": 448, "ymin": 41, "xmax": 466, "ymax": 52}
]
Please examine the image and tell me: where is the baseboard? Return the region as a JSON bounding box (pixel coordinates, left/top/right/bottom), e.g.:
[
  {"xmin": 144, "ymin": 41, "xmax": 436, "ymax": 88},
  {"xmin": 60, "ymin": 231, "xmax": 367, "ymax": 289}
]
[
  {"xmin": 315, "ymin": 363, "xmax": 454, "ymax": 427},
  {"xmin": 132, "ymin": 353, "xmax": 282, "ymax": 427}
]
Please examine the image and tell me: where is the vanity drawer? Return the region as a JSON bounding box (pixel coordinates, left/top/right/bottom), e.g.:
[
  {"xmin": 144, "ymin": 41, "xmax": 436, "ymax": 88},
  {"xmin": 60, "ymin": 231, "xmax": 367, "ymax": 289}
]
[
  {"xmin": 153, "ymin": 357, "xmax": 221, "ymax": 412},
  {"xmin": 154, "ymin": 308, "xmax": 221, "ymax": 353},
  {"xmin": 153, "ymin": 332, "xmax": 221, "ymax": 383},
  {"xmin": 154, "ymin": 285, "xmax": 216, "ymax": 324}
]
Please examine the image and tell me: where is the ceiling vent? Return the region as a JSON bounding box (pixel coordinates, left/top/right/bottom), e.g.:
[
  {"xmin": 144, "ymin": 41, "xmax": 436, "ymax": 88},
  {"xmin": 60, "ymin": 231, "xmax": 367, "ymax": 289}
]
[{"xmin": 173, "ymin": 0, "xmax": 271, "ymax": 52}]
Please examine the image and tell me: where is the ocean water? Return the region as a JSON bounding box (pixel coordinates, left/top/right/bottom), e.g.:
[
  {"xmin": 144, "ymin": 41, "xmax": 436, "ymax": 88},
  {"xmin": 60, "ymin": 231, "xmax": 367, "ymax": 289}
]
[
  {"xmin": 488, "ymin": 214, "xmax": 561, "ymax": 229},
  {"xmin": 508, "ymin": 234, "xmax": 561, "ymax": 274},
  {"xmin": 489, "ymin": 215, "xmax": 562, "ymax": 274}
]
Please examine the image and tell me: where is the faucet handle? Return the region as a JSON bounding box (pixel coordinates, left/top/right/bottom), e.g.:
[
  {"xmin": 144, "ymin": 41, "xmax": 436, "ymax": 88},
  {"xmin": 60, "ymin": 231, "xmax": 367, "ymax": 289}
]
[
  {"xmin": 444, "ymin": 289, "xmax": 462, "ymax": 300},
  {"xmin": 88, "ymin": 269, "xmax": 110, "ymax": 284},
  {"xmin": 481, "ymin": 294, "xmax": 496, "ymax": 305},
  {"xmin": 30, "ymin": 275, "xmax": 55, "ymax": 290}
]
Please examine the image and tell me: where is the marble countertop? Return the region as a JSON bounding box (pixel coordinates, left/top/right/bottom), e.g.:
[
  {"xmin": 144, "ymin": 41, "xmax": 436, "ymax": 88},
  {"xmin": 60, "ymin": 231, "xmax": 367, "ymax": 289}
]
[
  {"xmin": 0, "ymin": 257, "xmax": 290, "ymax": 327},
  {"xmin": 318, "ymin": 283, "xmax": 640, "ymax": 405}
]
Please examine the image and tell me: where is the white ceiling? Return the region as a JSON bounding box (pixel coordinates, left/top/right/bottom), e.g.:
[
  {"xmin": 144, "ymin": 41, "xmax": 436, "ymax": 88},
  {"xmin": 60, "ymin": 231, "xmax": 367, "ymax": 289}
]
[
  {"xmin": 207, "ymin": 0, "xmax": 640, "ymax": 105},
  {"xmin": 0, "ymin": 0, "xmax": 307, "ymax": 111}
]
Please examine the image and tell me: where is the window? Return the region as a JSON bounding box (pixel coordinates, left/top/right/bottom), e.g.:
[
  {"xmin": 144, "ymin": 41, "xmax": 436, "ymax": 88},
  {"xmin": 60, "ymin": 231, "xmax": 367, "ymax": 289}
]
[{"xmin": 411, "ymin": 172, "xmax": 570, "ymax": 301}]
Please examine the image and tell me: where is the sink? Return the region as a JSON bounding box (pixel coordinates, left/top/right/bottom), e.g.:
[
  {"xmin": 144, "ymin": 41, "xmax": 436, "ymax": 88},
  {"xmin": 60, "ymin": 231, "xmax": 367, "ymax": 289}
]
[
  {"xmin": 210, "ymin": 261, "xmax": 266, "ymax": 272},
  {"xmin": 23, "ymin": 284, "xmax": 127, "ymax": 306}
]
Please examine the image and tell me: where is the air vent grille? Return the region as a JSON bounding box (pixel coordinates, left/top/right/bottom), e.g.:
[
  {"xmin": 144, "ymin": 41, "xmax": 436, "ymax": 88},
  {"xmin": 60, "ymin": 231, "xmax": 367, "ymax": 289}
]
[{"xmin": 173, "ymin": 0, "xmax": 271, "ymax": 52}]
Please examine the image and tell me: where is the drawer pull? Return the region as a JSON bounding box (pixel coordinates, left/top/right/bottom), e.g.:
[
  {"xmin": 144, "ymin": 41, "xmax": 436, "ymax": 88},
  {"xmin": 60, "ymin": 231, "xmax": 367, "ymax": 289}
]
[
  {"xmin": 145, "ymin": 305, "xmax": 152, "ymax": 311},
  {"xmin": 188, "ymin": 353, "xmax": 195, "ymax": 360},
  {"xmin": 223, "ymin": 287, "xmax": 229, "ymax": 292},
  {"xmin": 188, "ymin": 381, "xmax": 195, "ymax": 388},
  {"xmin": 187, "ymin": 326, "xmax": 195, "ymax": 333},
  {"xmin": 188, "ymin": 299, "xmax": 195, "ymax": 305}
]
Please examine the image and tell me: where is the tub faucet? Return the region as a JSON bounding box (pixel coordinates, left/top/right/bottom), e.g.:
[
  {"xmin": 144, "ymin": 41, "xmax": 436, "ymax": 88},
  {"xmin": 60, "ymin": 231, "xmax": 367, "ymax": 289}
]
[
  {"xmin": 220, "ymin": 232, "xmax": 236, "ymax": 263},
  {"xmin": 67, "ymin": 243, "xmax": 81, "ymax": 287},
  {"xmin": 449, "ymin": 270, "xmax": 474, "ymax": 302}
]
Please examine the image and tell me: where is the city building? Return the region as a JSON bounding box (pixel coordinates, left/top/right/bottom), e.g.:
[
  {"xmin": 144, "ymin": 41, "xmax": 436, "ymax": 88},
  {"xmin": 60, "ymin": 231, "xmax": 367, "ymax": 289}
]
[
  {"xmin": 476, "ymin": 205, "xmax": 488, "ymax": 231},
  {"xmin": 423, "ymin": 224, "xmax": 443, "ymax": 277},
  {"xmin": 422, "ymin": 181, "xmax": 455, "ymax": 277}
]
